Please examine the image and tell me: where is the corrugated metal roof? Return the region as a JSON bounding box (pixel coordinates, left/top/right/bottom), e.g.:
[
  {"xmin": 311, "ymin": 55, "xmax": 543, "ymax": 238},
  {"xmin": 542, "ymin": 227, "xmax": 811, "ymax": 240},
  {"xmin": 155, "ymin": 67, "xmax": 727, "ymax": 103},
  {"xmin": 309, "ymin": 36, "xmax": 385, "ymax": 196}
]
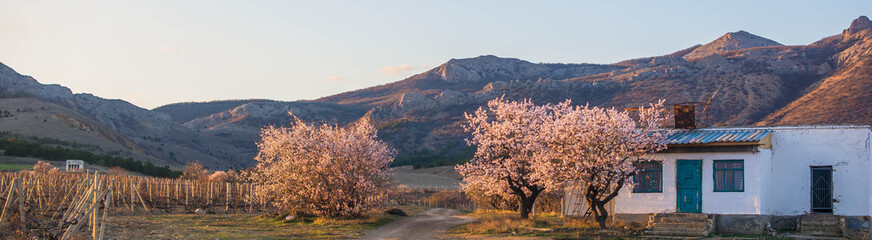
[{"xmin": 666, "ymin": 129, "xmax": 771, "ymax": 145}]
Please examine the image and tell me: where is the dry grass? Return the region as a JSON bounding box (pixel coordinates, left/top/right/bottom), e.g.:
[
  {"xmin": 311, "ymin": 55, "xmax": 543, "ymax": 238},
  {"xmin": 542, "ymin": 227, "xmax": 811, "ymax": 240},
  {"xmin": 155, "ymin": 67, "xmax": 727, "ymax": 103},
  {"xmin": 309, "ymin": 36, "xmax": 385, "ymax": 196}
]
[
  {"xmin": 102, "ymin": 204, "xmax": 431, "ymax": 239},
  {"xmin": 105, "ymin": 212, "xmax": 398, "ymax": 239},
  {"xmin": 451, "ymin": 210, "xmax": 642, "ymax": 238}
]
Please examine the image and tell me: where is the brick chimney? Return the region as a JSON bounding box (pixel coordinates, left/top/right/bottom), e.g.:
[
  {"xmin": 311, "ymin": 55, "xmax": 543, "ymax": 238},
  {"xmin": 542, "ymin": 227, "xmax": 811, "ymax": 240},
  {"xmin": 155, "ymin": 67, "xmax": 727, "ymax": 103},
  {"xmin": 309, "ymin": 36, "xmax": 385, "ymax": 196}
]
[{"xmin": 674, "ymin": 105, "xmax": 695, "ymax": 129}]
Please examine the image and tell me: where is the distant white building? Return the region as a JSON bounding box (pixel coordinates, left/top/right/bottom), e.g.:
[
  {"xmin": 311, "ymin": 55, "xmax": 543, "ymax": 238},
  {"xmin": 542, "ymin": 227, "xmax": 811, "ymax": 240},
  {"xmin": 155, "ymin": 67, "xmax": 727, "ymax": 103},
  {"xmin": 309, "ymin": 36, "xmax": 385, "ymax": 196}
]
[
  {"xmin": 66, "ymin": 159, "xmax": 84, "ymax": 172},
  {"xmin": 564, "ymin": 124, "xmax": 872, "ymax": 236}
]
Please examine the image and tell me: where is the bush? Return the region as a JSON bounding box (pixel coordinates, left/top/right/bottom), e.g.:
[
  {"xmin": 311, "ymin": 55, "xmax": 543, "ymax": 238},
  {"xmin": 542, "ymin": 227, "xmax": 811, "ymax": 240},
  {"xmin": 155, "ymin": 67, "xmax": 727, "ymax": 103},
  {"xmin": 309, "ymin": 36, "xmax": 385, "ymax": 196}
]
[
  {"xmin": 107, "ymin": 166, "xmax": 129, "ymax": 176},
  {"xmin": 464, "ymin": 187, "xmax": 519, "ymax": 211},
  {"xmin": 181, "ymin": 161, "xmax": 208, "ymax": 181},
  {"xmin": 421, "ymin": 190, "xmax": 469, "ymax": 209},
  {"xmin": 207, "ymin": 170, "xmax": 239, "ymax": 182},
  {"xmin": 32, "ymin": 161, "xmax": 58, "ymax": 175},
  {"xmin": 454, "ymin": 211, "xmax": 536, "ymax": 234}
]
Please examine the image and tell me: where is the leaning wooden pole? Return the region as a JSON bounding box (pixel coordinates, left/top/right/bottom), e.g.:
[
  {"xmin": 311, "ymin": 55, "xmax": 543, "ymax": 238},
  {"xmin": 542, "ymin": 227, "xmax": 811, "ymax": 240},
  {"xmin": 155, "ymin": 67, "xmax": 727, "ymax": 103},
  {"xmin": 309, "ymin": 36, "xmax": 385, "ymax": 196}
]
[
  {"xmin": 98, "ymin": 186, "xmax": 113, "ymax": 240},
  {"xmin": 0, "ymin": 178, "xmax": 19, "ymax": 228},
  {"xmin": 60, "ymin": 189, "xmax": 109, "ymax": 240}
]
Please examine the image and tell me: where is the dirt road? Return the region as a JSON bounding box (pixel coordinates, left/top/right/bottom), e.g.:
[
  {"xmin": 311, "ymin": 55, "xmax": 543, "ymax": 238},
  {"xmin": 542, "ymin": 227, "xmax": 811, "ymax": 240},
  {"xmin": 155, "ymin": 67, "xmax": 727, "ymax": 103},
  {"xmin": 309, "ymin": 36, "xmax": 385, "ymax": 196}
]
[{"xmin": 361, "ymin": 208, "xmax": 474, "ymax": 240}]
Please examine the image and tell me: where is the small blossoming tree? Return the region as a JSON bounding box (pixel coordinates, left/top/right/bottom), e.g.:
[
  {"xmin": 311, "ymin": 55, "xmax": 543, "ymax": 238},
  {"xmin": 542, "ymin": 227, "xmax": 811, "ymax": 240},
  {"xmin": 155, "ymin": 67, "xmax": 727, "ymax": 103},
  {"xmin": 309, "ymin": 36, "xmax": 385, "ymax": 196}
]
[
  {"xmin": 542, "ymin": 100, "xmax": 669, "ymax": 228},
  {"xmin": 250, "ymin": 116, "xmax": 396, "ymax": 218},
  {"xmin": 457, "ymin": 98, "xmax": 563, "ymax": 219}
]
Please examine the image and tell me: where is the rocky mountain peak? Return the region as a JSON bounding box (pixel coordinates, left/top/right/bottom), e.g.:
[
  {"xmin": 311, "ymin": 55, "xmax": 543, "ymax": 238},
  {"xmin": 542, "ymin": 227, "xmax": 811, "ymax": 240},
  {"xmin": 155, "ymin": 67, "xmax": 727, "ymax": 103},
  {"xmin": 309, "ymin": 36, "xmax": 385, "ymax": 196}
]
[
  {"xmin": 682, "ymin": 30, "xmax": 782, "ymax": 60},
  {"xmin": 844, "ymin": 16, "xmax": 872, "ymax": 35},
  {"xmin": 435, "ymin": 55, "xmax": 543, "ymax": 83}
]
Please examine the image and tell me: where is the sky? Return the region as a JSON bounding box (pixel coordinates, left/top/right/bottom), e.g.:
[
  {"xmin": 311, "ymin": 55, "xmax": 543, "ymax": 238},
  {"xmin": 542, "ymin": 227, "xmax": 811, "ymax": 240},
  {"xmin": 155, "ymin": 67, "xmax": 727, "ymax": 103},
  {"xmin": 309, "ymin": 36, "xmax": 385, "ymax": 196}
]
[{"xmin": 0, "ymin": 1, "xmax": 870, "ymax": 109}]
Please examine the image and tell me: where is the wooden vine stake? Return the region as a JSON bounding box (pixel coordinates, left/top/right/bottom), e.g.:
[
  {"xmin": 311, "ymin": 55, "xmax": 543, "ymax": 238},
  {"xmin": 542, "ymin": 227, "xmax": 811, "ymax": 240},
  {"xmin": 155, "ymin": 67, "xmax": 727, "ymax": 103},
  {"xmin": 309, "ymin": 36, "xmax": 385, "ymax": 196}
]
[{"xmin": 0, "ymin": 178, "xmax": 27, "ymax": 233}]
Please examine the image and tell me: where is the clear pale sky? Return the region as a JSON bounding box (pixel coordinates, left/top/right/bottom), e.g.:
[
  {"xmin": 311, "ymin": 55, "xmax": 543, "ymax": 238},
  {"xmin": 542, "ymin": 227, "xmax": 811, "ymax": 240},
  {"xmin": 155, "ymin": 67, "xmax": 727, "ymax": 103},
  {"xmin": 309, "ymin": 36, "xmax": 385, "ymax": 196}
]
[{"xmin": 1, "ymin": 1, "xmax": 869, "ymax": 109}]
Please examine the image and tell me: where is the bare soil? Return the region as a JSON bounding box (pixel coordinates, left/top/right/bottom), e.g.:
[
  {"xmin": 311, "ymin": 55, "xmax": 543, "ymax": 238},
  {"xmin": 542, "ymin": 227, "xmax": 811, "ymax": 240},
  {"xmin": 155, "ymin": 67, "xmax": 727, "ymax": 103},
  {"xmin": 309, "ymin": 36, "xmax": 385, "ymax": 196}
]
[{"xmin": 361, "ymin": 208, "xmax": 473, "ymax": 240}]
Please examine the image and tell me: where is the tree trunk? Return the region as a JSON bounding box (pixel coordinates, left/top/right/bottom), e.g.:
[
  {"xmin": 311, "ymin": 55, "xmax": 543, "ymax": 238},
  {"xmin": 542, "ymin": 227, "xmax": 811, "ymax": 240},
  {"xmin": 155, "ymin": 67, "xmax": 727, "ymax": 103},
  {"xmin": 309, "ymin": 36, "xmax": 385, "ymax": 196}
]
[
  {"xmin": 516, "ymin": 188, "xmax": 542, "ymax": 219},
  {"xmin": 584, "ymin": 181, "xmax": 626, "ymax": 229},
  {"xmin": 519, "ymin": 196, "xmax": 535, "ymax": 219},
  {"xmin": 594, "ymin": 200, "xmax": 609, "ymax": 229}
]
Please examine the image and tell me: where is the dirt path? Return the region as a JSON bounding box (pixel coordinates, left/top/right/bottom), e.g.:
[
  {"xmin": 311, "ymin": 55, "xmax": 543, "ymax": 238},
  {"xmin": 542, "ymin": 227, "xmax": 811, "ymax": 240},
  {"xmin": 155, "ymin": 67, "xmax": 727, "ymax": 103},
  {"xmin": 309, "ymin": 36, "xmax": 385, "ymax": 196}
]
[{"xmin": 361, "ymin": 208, "xmax": 474, "ymax": 240}]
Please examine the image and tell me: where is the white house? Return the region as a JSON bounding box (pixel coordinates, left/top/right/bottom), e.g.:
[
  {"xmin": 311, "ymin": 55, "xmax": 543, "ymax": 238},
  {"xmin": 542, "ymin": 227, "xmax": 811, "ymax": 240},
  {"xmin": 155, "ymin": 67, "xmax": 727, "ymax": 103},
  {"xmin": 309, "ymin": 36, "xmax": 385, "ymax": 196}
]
[
  {"xmin": 564, "ymin": 125, "xmax": 872, "ymax": 237},
  {"xmin": 66, "ymin": 159, "xmax": 84, "ymax": 172}
]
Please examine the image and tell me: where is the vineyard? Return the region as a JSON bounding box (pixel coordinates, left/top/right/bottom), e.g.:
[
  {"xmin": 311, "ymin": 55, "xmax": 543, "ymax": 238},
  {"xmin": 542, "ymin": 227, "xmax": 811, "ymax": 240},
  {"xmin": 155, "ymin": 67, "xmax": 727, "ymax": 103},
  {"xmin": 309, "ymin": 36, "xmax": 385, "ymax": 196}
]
[{"xmin": 0, "ymin": 171, "xmax": 263, "ymax": 239}]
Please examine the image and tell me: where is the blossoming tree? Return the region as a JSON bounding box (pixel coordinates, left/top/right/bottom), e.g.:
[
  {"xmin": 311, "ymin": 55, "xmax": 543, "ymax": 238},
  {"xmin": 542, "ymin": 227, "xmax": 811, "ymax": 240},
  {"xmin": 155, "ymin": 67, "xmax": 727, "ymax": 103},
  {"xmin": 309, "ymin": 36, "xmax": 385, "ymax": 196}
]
[
  {"xmin": 542, "ymin": 100, "xmax": 669, "ymax": 228},
  {"xmin": 249, "ymin": 116, "xmax": 396, "ymax": 218},
  {"xmin": 457, "ymin": 98, "xmax": 564, "ymax": 219},
  {"xmin": 458, "ymin": 97, "xmax": 669, "ymax": 223}
]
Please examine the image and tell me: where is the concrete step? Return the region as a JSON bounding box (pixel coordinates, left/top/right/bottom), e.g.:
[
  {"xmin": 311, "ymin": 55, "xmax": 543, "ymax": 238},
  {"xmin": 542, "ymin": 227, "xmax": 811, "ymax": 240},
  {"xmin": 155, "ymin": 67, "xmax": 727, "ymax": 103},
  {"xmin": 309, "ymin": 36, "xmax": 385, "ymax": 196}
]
[
  {"xmin": 643, "ymin": 230, "xmax": 709, "ymax": 237},
  {"xmin": 802, "ymin": 214, "xmax": 840, "ymax": 222},
  {"xmin": 801, "ymin": 227, "xmax": 841, "ymax": 237},
  {"xmin": 651, "ymin": 222, "xmax": 709, "ymax": 230},
  {"xmin": 652, "ymin": 213, "xmax": 709, "ymax": 220},
  {"xmin": 803, "ymin": 220, "xmax": 841, "ymax": 225},
  {"xmin": 801, "ymin": 223, "xmax": 841, "ymax": 229},
  {"xmin": 802, "ymin": 231, "xmax": 842, "ymax": 237},
  {"xmin": 651, "ymin": 225, "xmax": 708, "ymax": 233},
  {"xmin": 639, "ymin": 235, "xmax": 704, "ymax": 239},
  {"xmin": 646, "ymin": 213, "xmax": 711, "ymax": 238},
  {"xmin": 654, "ymin": 217, "xmax": 711, "ymax": 224},
  {"xmin": 800, "ymin": 215, "xmax": 841, "ymax": 237}
]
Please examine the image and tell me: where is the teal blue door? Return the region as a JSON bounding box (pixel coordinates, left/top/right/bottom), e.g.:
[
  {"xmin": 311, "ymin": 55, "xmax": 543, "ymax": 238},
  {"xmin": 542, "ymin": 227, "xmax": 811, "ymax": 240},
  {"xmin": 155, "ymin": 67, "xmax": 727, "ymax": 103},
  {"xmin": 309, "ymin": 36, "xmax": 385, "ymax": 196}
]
[{"xmin": 676, "ymin": 160, "xmax": 702, "ymax": 213}]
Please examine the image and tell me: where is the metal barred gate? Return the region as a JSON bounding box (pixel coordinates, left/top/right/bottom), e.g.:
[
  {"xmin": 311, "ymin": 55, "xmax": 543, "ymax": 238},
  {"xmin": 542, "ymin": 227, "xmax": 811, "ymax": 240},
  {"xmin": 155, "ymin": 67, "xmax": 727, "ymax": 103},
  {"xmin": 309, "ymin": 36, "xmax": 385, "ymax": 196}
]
[{"xmin": 810, "ymin": 166, "xmax": 833, "ymax": 213}]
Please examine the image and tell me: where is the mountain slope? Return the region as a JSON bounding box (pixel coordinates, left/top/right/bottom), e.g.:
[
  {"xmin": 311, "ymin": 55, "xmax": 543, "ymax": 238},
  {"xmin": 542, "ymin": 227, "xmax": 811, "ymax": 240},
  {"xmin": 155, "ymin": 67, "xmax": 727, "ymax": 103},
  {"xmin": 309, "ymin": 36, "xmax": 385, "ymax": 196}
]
[
  {"xmin": 173, "ymin": 23, "xmax": 835, "ymax": 166},
  {"xmin": 758, "ymin": 16, "xmax": 872, "ymax": 125},
  {"xmin": 153, "ymin": 99, "xmax": 272, "ymax": 124},
  {"xmin": 0, "ymin": 62, "xmax": 247, "ymax": 169},
  {"xmin": 316, "ymin": 55, "xmax": 625, "ymax": 106},
  {"xmin": 683, "ymin": 30, "xmax": 783, "ymax": 60},
  {"xmin": 6, "ymin": 16, "xmax": 872, "ymax": 169}
]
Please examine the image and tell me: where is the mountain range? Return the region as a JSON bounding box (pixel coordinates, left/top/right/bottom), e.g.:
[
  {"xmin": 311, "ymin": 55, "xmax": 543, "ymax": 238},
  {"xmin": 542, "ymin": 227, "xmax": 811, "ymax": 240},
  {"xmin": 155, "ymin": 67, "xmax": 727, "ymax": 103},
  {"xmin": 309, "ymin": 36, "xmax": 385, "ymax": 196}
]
[{"xmin": 2, "ymin": 16, "xmax": 871, "ymax": 169}]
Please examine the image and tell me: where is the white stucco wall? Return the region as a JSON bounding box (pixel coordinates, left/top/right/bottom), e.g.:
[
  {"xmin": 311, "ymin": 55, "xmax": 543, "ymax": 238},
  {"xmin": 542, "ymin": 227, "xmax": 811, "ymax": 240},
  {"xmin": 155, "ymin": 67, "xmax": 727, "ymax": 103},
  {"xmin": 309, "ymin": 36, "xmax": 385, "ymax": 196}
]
[
  {"xmin": 614, "ymin": 151, "xmax": 768, "ymax": 214},
  {"xmin": 568, "ymin": 125, "xmax": 872, "ymax": 216},
  {"xmin": 765, "ymin": 126, "xmax": 871, "ymax": 216}
]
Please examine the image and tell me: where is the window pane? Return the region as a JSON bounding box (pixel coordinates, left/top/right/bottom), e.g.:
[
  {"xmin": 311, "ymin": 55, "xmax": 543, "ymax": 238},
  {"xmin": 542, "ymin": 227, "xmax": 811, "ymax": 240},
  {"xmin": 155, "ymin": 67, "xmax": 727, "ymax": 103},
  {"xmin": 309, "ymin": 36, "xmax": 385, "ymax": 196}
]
[
  {"xmin": 734, "ymin": 169, "xmax": 743, "ymax": 190},
  {"xmin": 633, "ymin": 173, "xmax": 642, "ymax": 192},
  {"xmin": 714, "ymin": 160, "xmax": 744, "ymax": 191},
  {"xmin": 731, "ymin": 162, "xmax": 743, "ymax": 169},
  {"xmin": 633, "ymin": 161, "xmax": 662, "ymax": 192},
  {"xmin": 725, "ymin": 170, "xmax": 731, "ymax": 190}
]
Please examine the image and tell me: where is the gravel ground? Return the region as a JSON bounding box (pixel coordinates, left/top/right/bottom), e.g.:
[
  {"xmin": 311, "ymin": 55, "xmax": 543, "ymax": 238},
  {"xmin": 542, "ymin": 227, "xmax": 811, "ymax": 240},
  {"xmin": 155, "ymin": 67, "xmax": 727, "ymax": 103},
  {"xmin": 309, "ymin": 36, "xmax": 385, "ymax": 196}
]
[{"xmin": 361, "ymin": 208, "xmax": 473, "ymax": 240}]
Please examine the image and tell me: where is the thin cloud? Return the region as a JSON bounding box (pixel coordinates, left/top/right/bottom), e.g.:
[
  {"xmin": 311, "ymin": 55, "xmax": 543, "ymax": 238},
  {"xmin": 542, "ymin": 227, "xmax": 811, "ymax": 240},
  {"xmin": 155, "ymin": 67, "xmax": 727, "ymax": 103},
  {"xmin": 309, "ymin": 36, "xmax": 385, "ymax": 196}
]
[
  {"xmin": 159, "ymin": 46, "xmax": 189, "ymax": 55},
  {"xmin": 379, "ymin": 64, "xmax": 431, "ymax": 76},
  {"xmin": 324, "ymin": 75, "xmax": 347, "ymax": 82}
]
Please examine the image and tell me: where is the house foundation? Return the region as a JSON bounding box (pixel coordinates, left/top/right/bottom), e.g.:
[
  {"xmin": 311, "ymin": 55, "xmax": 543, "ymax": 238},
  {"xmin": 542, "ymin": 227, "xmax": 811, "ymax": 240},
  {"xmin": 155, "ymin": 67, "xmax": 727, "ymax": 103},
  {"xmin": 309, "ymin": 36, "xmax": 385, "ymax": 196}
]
[{"xmin": 612, "ymin": 213, "xmax": 871, "ymax": 238}]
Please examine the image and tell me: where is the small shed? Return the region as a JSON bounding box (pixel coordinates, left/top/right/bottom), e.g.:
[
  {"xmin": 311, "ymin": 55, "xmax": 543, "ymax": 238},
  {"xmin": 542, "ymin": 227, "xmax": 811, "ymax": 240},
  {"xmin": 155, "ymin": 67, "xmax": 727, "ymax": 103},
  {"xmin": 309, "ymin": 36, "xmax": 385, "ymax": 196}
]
[{"xmin": 66, "ymin": 160, "xmax": 84, "ymax": 172}]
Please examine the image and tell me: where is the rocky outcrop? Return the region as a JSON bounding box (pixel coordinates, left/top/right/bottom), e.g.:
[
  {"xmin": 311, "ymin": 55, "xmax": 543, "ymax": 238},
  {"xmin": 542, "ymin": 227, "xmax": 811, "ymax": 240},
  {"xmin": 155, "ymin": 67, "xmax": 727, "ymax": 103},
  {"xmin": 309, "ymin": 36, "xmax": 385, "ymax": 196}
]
[
  {"xmin": 844, "ymin": 15, "xmax": 872, "ymax": 35},
  {"xmin": 399, "ymin": 93, "xmax": 432, "ymax": 108},
  {"xmin": 436, "ymin": 55, "xmax": 549, "ymax": 83},
  {"xmin": 435, "ymin": 90, "xmax": 465, "ymax": 105}
]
